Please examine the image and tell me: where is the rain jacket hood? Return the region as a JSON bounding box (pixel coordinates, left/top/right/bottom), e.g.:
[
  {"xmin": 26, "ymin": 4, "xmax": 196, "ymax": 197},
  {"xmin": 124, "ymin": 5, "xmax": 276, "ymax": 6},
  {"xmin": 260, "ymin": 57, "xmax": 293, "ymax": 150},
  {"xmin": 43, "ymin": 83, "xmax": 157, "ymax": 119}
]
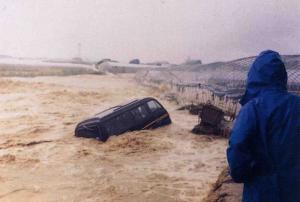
[{"xmin": 240, "ymin": 50, "xmax": 288, "ymax": 105}]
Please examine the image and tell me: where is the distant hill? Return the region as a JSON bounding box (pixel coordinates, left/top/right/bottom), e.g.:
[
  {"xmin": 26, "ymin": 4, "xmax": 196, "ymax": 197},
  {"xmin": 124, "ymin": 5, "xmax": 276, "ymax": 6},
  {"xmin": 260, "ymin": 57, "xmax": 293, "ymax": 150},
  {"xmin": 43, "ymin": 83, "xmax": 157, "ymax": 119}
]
[{"xmin": 0, "ymin": 55, "xmax": 12, "ymax": 59}]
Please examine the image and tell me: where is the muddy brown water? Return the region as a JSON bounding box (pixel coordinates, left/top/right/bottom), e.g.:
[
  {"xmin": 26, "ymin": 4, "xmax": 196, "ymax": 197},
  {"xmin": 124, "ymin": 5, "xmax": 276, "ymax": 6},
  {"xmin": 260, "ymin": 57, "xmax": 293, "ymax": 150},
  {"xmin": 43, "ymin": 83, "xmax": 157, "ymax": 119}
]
[{"xmin": 0, "ymin": 74, "xmax": 227, "ymax": 201}]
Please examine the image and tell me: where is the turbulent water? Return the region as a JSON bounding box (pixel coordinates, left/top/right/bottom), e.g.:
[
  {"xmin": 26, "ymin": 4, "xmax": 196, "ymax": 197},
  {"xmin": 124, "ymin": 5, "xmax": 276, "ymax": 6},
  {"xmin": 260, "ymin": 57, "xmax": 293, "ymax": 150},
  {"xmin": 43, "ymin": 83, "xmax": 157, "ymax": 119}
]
[{"xmin": 0, "ymin": 74, "xmax": 227, "ymax": 201}]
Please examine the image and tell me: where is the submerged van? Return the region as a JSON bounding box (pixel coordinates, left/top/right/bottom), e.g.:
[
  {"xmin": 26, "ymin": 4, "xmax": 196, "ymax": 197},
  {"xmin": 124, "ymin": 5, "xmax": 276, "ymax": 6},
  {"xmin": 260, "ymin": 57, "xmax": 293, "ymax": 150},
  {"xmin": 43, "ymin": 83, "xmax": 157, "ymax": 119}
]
[{"xmin": 75, "ymin": 97, "xmax": 171, "ymax": 141}]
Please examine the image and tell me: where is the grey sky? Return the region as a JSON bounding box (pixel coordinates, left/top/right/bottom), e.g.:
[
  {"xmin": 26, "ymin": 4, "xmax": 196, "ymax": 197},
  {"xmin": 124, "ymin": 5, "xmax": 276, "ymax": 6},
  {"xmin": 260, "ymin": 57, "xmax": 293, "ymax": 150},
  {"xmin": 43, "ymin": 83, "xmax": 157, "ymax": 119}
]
[{"xmin": 0, "ymin": 0, "xmax": 299, "ymax": 63}]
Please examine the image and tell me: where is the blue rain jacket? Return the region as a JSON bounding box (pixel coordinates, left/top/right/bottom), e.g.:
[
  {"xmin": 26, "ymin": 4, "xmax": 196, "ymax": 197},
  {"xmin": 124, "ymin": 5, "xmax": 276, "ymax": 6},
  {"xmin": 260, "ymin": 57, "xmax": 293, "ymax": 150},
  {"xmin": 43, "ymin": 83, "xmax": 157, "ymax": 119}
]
[{"xmin": 227, "ymin": 50, "xmax": 300, "ymax": 202}]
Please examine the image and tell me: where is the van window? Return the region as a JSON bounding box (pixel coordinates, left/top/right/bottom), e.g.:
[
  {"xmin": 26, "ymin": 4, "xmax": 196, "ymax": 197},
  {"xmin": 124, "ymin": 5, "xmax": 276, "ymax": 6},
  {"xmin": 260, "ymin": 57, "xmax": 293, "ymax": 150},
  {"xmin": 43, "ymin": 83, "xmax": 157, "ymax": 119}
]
[
  {"xmin": 118, "ymin": 111, "xmax": 134, "ymax": 132},
  {"xmin": 147, "ymin": 100, "xmax": 162, "ymax": 112},
  {"xmin": 131, "ymin": 105, "xmax": 149, "ymax": 121},
  {"xmin": 103, "ymin": 112, "xmax": 134, "ymax": 135}
]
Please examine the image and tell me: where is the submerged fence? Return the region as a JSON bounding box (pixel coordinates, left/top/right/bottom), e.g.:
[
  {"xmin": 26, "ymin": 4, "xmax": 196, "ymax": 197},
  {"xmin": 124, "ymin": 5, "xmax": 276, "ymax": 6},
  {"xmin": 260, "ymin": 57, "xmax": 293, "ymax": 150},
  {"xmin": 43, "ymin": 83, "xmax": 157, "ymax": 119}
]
[
  {"xmin": 135, "ymin": 55, "xmax": 300, "ymax": 117},
  {"xmin": 135, "ymin": 71, "xmax": 240, "ymax": 118}
]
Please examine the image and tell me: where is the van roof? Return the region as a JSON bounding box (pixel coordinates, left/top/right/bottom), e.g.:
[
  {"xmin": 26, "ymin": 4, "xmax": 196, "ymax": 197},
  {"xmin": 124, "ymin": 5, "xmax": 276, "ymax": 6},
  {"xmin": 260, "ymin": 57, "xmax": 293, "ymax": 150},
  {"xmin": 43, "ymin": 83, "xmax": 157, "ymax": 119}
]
[{"xmin": 94, "ymin": 97, "xmax": 157, "ymax": 120}]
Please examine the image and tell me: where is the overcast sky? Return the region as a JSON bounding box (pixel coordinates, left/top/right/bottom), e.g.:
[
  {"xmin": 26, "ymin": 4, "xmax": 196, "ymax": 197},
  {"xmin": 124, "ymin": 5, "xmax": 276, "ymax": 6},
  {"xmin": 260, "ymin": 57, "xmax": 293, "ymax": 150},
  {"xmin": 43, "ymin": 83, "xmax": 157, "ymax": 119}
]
[{"xmin": 0, "ymin": 0, "xmax": 299, "ymax": 63}]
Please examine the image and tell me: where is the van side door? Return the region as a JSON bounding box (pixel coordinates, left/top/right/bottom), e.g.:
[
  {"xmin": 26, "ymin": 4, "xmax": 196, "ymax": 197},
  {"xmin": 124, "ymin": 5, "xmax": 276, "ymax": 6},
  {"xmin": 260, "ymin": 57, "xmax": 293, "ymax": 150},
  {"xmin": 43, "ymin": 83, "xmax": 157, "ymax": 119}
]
[
  {"xmin": 130, "ymin": 104, "xmax": 151, "ymax": 130},
  {"xmin": 102, "ymin": 111, "xmax": 134, "ymax": 136}
]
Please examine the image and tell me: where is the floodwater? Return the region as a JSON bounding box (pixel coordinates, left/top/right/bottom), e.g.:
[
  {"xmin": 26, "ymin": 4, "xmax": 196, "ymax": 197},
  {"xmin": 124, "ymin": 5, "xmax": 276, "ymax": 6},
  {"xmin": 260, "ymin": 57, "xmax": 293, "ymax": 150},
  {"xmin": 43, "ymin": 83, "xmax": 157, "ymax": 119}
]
[{"xmin": 0, "ymin": 74, "xmax": 227, "ymax": 201}]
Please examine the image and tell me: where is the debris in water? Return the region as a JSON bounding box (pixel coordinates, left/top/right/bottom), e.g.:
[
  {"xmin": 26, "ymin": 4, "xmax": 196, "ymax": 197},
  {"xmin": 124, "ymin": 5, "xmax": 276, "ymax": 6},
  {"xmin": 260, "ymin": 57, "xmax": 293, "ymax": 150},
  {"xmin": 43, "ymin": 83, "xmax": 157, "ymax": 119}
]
[{"xmin": 192, "ymin": 104, "xmax": 232, "ymax": 137}]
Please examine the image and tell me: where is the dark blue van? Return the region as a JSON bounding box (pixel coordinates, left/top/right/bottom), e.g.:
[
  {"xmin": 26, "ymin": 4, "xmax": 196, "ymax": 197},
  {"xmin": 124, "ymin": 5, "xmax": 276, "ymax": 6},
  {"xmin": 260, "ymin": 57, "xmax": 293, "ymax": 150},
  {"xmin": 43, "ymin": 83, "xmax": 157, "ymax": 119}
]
[{"xmin": 75, "ymin": 97, "xmax": 171, "ymax": 141}]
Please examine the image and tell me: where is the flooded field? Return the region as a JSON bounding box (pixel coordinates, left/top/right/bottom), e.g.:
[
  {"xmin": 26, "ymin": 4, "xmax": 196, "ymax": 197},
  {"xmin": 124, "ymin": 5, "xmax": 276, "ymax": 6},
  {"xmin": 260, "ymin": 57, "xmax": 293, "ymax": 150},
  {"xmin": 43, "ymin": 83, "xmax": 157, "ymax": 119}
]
[{"xmin": 0, "ymin": 74, "xmax": 227, "ymax": 201}]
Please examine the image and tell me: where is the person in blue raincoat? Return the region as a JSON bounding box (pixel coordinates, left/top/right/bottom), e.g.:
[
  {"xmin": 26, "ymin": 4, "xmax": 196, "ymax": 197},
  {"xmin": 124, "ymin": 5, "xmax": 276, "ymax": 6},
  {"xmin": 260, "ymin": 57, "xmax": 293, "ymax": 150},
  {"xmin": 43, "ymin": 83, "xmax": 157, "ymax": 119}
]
[{"xmin": 227, "ymin": 50, "xmax": 300, "ymax": 202}]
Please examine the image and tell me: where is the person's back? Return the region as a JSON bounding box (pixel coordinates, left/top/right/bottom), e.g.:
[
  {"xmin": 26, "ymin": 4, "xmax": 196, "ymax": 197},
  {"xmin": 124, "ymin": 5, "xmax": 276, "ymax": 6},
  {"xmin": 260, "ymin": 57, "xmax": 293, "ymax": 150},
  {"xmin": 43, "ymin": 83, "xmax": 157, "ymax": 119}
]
[{"xmin": 227, "ymin": 50, "xmax": 300, "ymax": 202}]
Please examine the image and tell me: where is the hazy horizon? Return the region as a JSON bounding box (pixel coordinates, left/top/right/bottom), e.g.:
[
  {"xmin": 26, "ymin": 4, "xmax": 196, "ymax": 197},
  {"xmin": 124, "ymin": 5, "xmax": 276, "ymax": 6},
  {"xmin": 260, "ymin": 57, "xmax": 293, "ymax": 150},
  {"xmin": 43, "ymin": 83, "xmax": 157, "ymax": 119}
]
[{"xmin": 0, "ymin": 0, "xmax": 299, "ymax": 64}]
